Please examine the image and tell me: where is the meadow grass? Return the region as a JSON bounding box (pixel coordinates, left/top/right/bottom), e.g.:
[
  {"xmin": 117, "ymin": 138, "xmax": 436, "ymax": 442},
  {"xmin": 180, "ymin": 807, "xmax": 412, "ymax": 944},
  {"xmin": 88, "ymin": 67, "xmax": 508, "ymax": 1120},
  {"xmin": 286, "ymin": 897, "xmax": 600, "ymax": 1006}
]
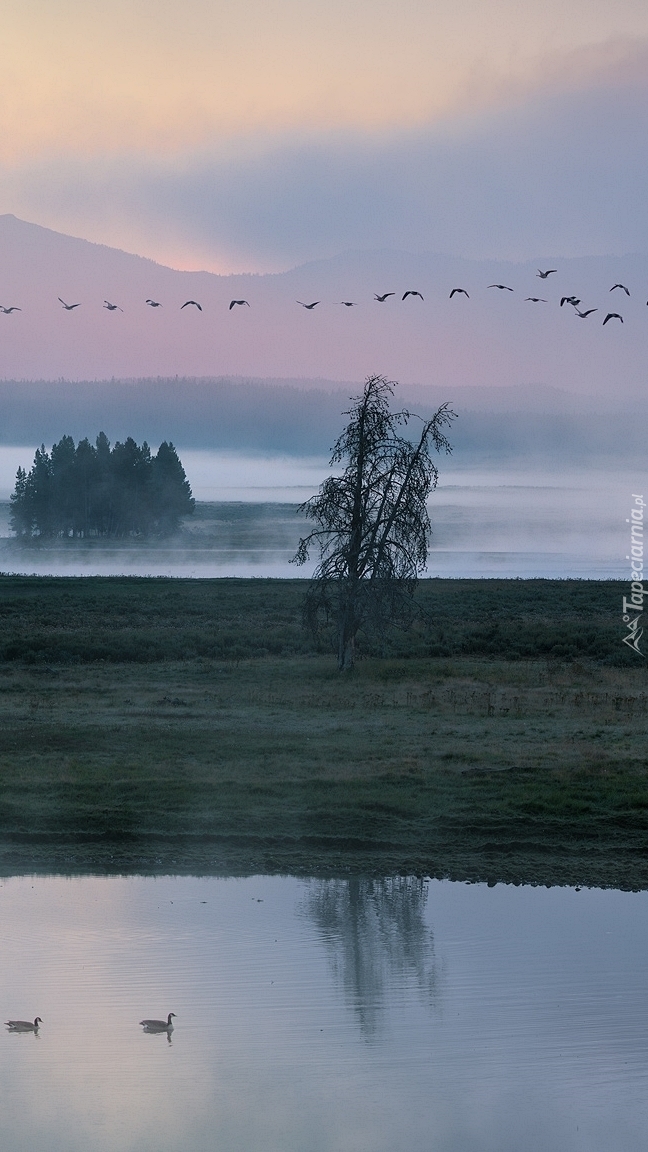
[
  {"xmin": 0, "ymin": 574, "xmax": 637, "ymax": 663},
  {"xmin": 0, "ymin": 575, "xmax": 645, "ymax": 886}
]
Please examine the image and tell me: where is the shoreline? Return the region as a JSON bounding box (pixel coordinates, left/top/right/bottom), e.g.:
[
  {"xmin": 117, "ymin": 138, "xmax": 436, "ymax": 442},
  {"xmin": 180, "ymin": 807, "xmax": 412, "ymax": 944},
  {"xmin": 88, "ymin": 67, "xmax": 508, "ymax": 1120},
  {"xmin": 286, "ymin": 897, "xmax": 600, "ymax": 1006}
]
[{"xmin": 2, "ymin": 838, "xmax": 648, "ymax": 891}]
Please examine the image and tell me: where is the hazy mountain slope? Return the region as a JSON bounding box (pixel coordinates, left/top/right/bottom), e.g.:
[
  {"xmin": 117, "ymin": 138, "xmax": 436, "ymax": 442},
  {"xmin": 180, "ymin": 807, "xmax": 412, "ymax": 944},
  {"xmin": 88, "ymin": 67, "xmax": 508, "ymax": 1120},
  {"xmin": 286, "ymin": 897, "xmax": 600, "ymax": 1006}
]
[{"xmin": 0, "ymin": 215, "xmax": 646, "ymax": 399}]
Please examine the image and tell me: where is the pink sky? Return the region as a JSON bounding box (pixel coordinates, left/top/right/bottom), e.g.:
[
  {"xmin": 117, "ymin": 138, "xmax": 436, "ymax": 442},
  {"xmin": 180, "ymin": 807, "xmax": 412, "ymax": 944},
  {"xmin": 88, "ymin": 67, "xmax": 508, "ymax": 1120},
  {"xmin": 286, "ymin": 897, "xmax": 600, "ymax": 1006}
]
[
  {"xmin": 0, "ymin": 216, "xmax": 644, "ymax": 399},
  {"xmin": 0, "ymin": 2, "xmax": 647, "ymax": 272},
  {"xmin": 0, "ymin": 3, "xmax": 646, "ymax": 393}
]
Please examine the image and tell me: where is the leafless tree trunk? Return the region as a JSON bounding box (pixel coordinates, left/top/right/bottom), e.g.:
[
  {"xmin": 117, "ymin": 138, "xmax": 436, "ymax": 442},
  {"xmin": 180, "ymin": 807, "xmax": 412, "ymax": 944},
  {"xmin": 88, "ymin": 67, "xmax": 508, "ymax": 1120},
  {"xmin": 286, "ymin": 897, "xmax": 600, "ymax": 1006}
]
[{"xmin": 293, "ymin": 375, "xmax": 456, "ymax": 670}]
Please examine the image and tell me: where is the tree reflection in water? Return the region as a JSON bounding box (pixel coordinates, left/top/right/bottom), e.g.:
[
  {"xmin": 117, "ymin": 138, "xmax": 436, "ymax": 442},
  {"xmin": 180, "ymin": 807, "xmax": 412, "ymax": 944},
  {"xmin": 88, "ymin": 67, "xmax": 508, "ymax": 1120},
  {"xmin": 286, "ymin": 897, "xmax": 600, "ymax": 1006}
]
[{"xmin": 302, "ymin": 877, "xmax": 439, "ymax": 1039}]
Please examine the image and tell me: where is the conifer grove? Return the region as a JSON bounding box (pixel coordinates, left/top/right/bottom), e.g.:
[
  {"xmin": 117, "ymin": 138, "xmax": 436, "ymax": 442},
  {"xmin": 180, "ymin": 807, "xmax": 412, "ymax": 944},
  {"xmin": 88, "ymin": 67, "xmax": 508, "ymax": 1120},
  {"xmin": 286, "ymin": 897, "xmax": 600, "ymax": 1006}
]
[{"xmin": 10, "ymin": 434, "xmax": 194, "ymax": 539}]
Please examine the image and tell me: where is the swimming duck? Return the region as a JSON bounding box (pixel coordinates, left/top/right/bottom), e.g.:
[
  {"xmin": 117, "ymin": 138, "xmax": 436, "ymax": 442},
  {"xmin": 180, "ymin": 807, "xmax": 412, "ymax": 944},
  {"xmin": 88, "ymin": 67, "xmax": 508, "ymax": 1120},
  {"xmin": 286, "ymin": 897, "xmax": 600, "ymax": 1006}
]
[
  {"xmin": 5, "ymin": 1018, "xmax": 42, "ymax": 1031},
  {"xmin": 139, "ymin": 1013, "xmax": 176, "ymax": 1031}
]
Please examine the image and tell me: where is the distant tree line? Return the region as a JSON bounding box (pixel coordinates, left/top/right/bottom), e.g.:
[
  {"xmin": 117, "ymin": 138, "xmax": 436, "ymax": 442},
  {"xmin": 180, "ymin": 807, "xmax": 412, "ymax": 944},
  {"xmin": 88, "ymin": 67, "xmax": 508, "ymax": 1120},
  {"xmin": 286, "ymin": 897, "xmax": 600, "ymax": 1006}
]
[{"xmin": 10, "ymin": 433, "xmax": 194, "ymax": 539}]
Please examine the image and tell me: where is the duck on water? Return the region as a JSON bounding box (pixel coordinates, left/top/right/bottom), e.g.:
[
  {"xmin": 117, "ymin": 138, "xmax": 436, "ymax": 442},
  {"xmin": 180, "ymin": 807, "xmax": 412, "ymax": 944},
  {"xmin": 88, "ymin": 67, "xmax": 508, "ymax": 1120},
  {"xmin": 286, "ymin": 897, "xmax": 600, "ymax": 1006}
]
[
  {"xmin": 139, "ymin": 1013, "xmax": 176, "ymax": 1032},
  {"xmin": 5, "ymin": 1018, "xmax": 42, "ymax": 1032}
]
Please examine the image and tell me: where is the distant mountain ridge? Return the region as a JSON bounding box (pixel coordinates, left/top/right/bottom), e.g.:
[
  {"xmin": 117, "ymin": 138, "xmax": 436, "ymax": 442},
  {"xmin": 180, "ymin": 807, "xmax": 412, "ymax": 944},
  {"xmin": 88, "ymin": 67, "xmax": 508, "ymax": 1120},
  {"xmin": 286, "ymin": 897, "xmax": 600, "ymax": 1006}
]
[
  {"xmin": 0, "ymin": 376, "xmax": 642, "ymax": 461},
  {"xmin": 0, "ymin": 214, "xmax": 646, "ymax": 402}
]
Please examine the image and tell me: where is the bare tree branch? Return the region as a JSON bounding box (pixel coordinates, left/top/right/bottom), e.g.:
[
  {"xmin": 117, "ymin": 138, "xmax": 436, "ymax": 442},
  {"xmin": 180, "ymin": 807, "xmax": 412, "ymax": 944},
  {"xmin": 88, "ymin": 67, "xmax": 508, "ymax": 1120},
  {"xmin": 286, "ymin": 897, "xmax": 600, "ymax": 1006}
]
[{"xmin": 292, "ymin": 375, "xmax": 456, "ymax": 670}]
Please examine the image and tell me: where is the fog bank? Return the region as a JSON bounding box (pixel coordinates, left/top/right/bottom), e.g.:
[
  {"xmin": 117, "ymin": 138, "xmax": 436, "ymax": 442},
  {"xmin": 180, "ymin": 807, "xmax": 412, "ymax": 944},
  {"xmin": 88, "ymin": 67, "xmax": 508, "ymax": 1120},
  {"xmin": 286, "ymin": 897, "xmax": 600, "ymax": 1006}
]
[{"xmin": 0, "ymin": 463, "xmax": 634, "ymax": 580}]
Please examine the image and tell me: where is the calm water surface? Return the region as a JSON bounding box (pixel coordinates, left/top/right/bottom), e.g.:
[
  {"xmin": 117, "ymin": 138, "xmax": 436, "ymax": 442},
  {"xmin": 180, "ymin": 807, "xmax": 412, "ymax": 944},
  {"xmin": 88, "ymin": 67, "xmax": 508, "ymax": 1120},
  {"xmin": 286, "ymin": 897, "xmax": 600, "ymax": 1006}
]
[{"xmin": 1, "ymin": 874, "xmax": 647, "ymax": 1151}]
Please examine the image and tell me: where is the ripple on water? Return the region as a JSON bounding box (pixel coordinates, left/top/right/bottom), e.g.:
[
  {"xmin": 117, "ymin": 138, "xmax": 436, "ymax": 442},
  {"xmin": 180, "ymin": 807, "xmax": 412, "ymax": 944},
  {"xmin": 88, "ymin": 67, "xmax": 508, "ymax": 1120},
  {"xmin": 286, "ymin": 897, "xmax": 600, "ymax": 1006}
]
[{"xmin": 1, "ymin": 874, "xmax": 648, "ymax": 1151}]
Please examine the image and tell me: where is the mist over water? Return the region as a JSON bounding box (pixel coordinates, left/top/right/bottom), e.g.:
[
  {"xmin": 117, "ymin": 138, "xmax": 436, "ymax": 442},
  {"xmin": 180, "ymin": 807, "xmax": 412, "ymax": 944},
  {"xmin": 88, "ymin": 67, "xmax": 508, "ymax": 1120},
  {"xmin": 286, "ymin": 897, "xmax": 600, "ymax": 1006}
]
[{"xmin": 0, "ymin": 447, "xmax": 637, "ymax": 579}]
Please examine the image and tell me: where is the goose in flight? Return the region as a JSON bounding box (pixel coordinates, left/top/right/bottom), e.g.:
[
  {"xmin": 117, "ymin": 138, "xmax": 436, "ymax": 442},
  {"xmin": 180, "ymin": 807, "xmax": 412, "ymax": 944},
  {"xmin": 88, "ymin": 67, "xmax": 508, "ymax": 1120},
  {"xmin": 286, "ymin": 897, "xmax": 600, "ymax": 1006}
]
[
  {"xmin": 603, "ymin": 312, "xmax": 623, "ymax": 325},
  {"xmin": 536, "ymin": 269, "xmax": 557, "ymax": 279},
  {"xmin": 374, "ymin": 292, "xmax": 395, "ymax": 302},
  {"xmin": 560, "ymin": 296, "xmax": 580, "ymax": 307},
  {"xmin": 5, "ymin": 1018, "xmax": 42, "ymax": 1031},
  {"xmin": 402, "ymin": 290, "xmax": 424, "ymax": 300},
  {"xmin": 140, "ymin": 1013, "xmax": 176, "ymax": 1032},
  {"xmin": 525, "ymin": 297, "xmax": 546, "ymax": 302},
  {"xmin": 488, "ymin": 284, "xmax": 513, "ymax": 291},
  {"xmin": 182, "ymin": 300, "xmax": 202, "ymax": 310},
  {"xmin": 0, "ymin": 305, "xmax": 21, "ymax": 313},
  {"xmin": 340, "ymin": 301, "xmax": 356, "ymax": 307},
  {"xmin": 297, "ymin": 301, "xmax": 320, "ymax": 309},
  {"xmin": 103, "ymin": 300, "xmax": 123, "ymax": 311},
  {"xmin": 58, "ymin": 298, "xmax": 81, "ymax": 310},
  {"xmin": 610, "ymin": 283, "xmax": 630, "ymax": 296},
  {"xmin": 449, "ymin": 288, "xmax": 469, "ymax": 298},
  {"xmin": 229, "ymin": 299, "xmax": 249, "ymax": 309},
  {"xmin": 574, "ymin": 308, "xmax": 597, "ymax": 318},
  {"xmin": 146, "ymin": 299, "xmax": 162, "ymax": 307}
]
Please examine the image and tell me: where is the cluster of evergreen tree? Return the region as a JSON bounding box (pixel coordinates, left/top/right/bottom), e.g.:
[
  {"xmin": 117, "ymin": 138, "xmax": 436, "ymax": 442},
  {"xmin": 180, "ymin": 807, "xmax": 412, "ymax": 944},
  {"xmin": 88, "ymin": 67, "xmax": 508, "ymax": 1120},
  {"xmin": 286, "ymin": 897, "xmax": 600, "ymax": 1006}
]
[{"xmin": 10, "ymin": 433, "xmax": 195, "ymax": 539}]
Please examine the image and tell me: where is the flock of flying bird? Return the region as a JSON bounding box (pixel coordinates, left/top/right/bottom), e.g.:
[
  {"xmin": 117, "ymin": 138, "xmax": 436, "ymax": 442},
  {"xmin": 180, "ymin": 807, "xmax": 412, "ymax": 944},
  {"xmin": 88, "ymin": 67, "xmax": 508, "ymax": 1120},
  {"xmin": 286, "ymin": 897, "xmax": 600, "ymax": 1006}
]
[
  {"xmin": 0, "ymin": 269, "xmax": 641, "ymax": 325},
  {"xmin": 292, "ymin": 272, "xmax": 641, "ymax": 325}
]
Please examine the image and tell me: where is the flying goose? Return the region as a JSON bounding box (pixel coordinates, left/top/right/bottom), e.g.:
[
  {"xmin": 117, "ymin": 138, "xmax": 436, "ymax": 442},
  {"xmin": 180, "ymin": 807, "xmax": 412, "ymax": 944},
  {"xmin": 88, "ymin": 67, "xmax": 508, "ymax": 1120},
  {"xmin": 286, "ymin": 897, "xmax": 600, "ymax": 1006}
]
[
  {"xmin": 229, "ymin": 299, "xmax": 249, "ymax": 309},
  {"xmin": 536, "ymin": 269, "xmax": 557, "ymax": 279},
  {"xmin": 574, "ymin": 308, "xmax": 597, "ymax": 318},
  {"xmin": 610, "ymin": 284, "xmax": 630, "ymax": 296},
  {"xmin": 560, "ymin": 296, "xmax": 580, "ymax": 307},
  {"xmin": 58, "ymin": 298, "xmax": 81, "ymax": 310},
  {"xmin": 449, "ymin": 288, "xmax": 469, "ymax": 298},
  {"xmin": 488, "ymin": 284, "xmax": 513, "ymax": 291},
  {"xmin": 0, "ymin": 306, "xmax": 21, "ymax": 313},
  {"xmin": 525, "ymin": 297, "xmax": 547, "ymax": 302},
  {"xmin": 140, "ymin": 1013, "xmax": 176, "ymax": 1031},
  {"xmin": 181, "ymin": 300, "xmax": 202, "ymax": 310},
  {"xmin": 402, "ymin": 290, "xmax": 424, "ymax": 300},
  {"xmin": 297, "ymin": 301, "xmax": 320, "ymax": 309},
  {"xmin": 103, "ymin": 300, "xmax": 123, "ymax": 311},
  {"xmin": 146, "ymin": 299, "xmax": 162, "ymax": 307},
  {"xmin": 5, "ymin": 1018, "xmax": 42, "ymax": 1031},
  {"xmin": 603, "ymin": 312, "xmax": 623, "ymax": 325},
  {"xmin": 374, "ymin": 292, "xmax": 395, "ymax": 301}
]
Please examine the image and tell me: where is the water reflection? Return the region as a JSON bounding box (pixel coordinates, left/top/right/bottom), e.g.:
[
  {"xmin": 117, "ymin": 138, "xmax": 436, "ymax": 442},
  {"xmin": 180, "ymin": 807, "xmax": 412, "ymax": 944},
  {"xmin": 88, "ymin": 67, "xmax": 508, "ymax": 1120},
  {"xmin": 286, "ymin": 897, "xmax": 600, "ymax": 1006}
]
[
  {"xmin": 0, "ymin": 875, "xmax": 647, "ymax": 1152},
  {"xmin": 140, "ymin": 1028, "xmax": 173, "ymax": 1044},
  {"xmin": 302, "ymin": 877, "xmax": 438, "ymax": 1038}
]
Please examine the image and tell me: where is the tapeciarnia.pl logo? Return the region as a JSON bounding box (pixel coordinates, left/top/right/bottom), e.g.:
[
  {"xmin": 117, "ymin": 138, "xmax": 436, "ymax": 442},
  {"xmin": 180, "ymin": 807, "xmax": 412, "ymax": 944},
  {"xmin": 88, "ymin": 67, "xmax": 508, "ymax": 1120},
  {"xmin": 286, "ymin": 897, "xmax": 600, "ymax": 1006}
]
[{"xmin": 622, "ymin": 494, "xmax": 644, "ymax": 656}]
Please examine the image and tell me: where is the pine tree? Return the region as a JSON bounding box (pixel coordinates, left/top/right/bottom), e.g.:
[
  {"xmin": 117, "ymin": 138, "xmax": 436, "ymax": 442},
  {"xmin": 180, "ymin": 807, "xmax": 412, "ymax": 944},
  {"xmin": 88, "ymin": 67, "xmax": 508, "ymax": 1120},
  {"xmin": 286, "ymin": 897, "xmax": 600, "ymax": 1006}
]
[
  {"xmin": 9, "ymin": 434, "xmax": 194, "ymax": 540},
  {"xmin": 151, "ymin": 442, "xmax": 195, "ymax": 536},
  {"xmin": 9, "ymin": 467, "xmax": 30, "ymax": 537}
]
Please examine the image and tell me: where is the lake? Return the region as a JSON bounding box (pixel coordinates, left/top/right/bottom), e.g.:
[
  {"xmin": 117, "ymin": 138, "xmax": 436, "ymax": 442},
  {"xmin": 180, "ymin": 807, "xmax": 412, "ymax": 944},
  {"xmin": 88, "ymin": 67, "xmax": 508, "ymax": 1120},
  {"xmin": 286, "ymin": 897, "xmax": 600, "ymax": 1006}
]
[
  {"xmin": 1, "ymin": 873, "xmax": 647, "ymax": 1152},
  {"xmin": 0, "ymin": 447, "xmax": 639, "ymax": 578}
]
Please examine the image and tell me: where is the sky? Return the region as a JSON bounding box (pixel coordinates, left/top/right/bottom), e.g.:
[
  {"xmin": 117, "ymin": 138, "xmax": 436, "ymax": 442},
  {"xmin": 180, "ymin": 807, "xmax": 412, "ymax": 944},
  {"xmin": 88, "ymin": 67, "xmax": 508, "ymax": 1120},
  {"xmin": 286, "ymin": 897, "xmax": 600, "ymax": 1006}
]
[{"xmin": 1, "ymin": 0, "xmax": 648, "ymax": 271}]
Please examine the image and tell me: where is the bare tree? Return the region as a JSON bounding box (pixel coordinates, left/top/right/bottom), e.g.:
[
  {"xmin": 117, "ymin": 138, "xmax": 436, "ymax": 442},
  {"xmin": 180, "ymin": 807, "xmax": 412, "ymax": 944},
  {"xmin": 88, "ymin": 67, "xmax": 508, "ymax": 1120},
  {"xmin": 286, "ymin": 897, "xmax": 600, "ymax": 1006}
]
[{"xmin": 292, "ymin": 375, "xmax": 456, "ymax": 670}]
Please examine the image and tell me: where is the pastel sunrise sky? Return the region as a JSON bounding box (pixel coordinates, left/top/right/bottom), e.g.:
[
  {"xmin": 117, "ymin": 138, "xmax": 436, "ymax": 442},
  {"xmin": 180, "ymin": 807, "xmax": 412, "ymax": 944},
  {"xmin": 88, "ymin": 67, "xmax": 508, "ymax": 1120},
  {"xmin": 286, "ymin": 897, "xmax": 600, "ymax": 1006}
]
[{"xmin": 2, "ymin": 0, "xmax": 648, "ymax": 271}]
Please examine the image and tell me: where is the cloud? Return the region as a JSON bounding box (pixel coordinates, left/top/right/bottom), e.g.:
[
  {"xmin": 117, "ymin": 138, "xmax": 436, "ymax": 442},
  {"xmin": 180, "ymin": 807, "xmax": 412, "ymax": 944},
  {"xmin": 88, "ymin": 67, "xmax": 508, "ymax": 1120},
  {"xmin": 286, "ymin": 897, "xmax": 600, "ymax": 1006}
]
[
  {"xmin": 2, "ymin": 51, "xmax": 648, "ymax": 271},
  {"xmin": 3, "ymin": 2, "xmax": 647, "ymax": 163}
]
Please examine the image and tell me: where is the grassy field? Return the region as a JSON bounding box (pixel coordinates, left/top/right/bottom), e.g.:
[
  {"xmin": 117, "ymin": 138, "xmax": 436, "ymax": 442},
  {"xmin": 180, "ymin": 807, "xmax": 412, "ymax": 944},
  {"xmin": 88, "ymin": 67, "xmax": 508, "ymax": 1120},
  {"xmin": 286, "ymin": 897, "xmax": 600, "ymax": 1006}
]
[
  {"xmin": 0, "ymin": 576, "xmax": 645, "ymax": 886},
  {"xmin": 0, "ymin": 574, "xmax": 637, "ymax": 663}
]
